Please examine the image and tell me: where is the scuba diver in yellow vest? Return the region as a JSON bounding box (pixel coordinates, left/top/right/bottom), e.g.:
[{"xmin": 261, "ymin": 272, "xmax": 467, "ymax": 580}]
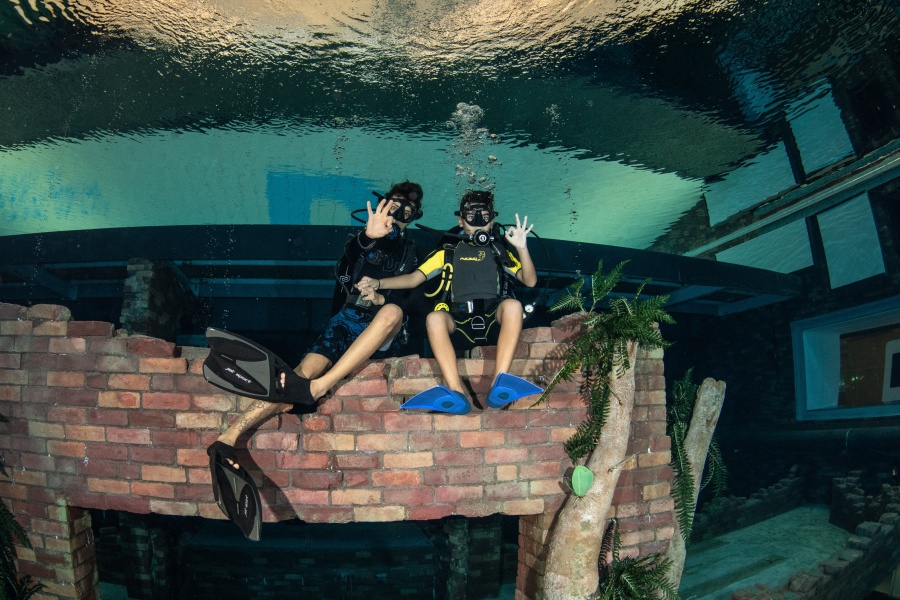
[{"xmin": 356, "ymin": 190, "xmax": 543, "ymax": 414}]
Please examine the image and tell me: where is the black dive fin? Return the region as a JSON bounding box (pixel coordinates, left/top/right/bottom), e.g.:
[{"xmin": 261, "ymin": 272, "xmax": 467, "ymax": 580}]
[
  {"xmin": 208, "ymin": 441, "xmax": 262, "ymax": 541},
  {"xmin": 203, "ymin": 328, "xmax": 314, "ymax": 406}
]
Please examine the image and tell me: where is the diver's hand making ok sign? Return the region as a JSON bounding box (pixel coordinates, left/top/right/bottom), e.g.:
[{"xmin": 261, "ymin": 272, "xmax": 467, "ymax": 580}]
[
  {"xmin": 504, "ymin": 214, "xmax": 533, "ymax": 250},
  {"xmin": 365, "ymin": 198, "xmax": 396, "ymax": 239}
]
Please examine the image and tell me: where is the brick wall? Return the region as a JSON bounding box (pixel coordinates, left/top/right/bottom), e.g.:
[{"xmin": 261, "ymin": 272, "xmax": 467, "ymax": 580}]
[
  {"xmin": 691, "ymin": 468, "xmax": 806, "ymax": 543},
  {"xmin": 0, "ymin": 302, "xmax": 673, "ymax": 600}
]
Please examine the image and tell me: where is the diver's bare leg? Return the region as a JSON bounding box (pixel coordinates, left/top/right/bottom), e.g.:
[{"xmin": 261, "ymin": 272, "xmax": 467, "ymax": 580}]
[
  {"xmin": 308, "ymin": 303, "xmax": 404, "ymax": 399},
  {"xmin": 426, "ymin": 311, "xmax": 463, "ymax": 392},
  {"xmin": 493, "ymin": 299, "xmax": 524, "ymax": 381},
  {"xmin": 215, "ymin": 352, "xmax": 332, "ymax": 467}
]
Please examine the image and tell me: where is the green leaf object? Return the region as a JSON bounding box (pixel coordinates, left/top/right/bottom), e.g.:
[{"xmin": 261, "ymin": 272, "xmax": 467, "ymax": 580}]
[{"xmin": 571, "ymin": 465, "xmax": 594, "ymax": 497}]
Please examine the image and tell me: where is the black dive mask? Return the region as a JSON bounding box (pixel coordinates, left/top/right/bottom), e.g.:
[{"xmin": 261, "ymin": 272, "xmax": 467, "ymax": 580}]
[
  {"xmin": 456, "ymin": 203, "xmax": 496, "ymax": 228},
  {"xmin": 370, "ymin": 191, "xmax": 422, "ymax": 224},
  {"xmin": 388, "ymin": 199, "xmax": 422, "ymax": 224}
]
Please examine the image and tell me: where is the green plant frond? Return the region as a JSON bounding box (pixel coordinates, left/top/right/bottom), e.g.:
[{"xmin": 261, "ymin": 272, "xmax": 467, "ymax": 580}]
[
  {"xmin": 0, "ymin": 502, "xmax": 29, "ymax": 551},
  {"xmin": 543, "ymin": 261, "xmax": 674, "ymax": 460},
  {"xmin": 670, "ymin": 427, "xmax": 697, "ymax": 543},
  {"xmin": 700, "ymin": 438, "xmax": 728, "ymax": 498},
  {"xmin": 590, "ymin": 260, "xmax": 629, "ymax": 307},
  {"xmin": 550, "ymin": 290, "xmax": 585, "ymax": 314}
]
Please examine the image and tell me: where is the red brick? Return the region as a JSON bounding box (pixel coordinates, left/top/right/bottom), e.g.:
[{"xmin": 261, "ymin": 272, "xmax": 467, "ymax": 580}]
[
  {"xmin": 142, "ymin": 465, "xmax": 186, "ymax": 483},
  {"xmin": 57, "ymin": 354, "xmax": 98, "ymax": 372},
  {"xmin": 130, "ymin": 412, "xmax": 176, "ymax": 428},
  {"xmin": 334, "ymin": 377, "xmax": 389, "ymax": 396},
  {"xmin": 108, "ymin": 374, "xmax": 151, "ymax": 391},
  {"xmin": 130, "ymin": 482, "xmax": 175, "ymax": 499},
  {"xmin": 0, "ymin": 304, "xmax": 25, "ymax": 319},
  {"xmin": 139, "ymin": 357, "xmax": 187, "ymax": 374},
  {"xmin": 129, "ymin": 447, "xmax": 176, "ymax": 464},
  {"xmin": 328, "ymin": 454, "xmax": 375, "ymax": 471},
  {"xmin": 0, "ymin": 370, "xmax": 27, "ymax": 385},
  {"xmin": 85, "ymin": 443, "xmax": 128, "ymax": 461},
  {"xmin": 520, "ymin": 461, "xmax": 564, "ymax": 479},
  {"xmin": 85, "ymin": 409, "xmax": 129, "ymax": 426},
  {"xmin": 485, "ymin": 447, "xmax": 528, "ymax": 463},
  {"xmin": 106, "ymin": 427, "xmax": 151, "ymax": 445},
  {"xmin": 460, "ymin": 430, "xmax": 505, "ymax": 448},
  {"xmin": 48, "ymin": 338, "xmax": 85, "ymax": 354},
  {"xmin": 1, "ymin": 320, "xmax": 32, "ymax": 335},
  {"xmin": 64, "ymin": 425, "xmax": 106, "ymax": 442},
  {"xmin": 301, "ymin": 507, "xmax": 354, "ymax": 524},
  {"xmin": 33, "ymin": 321, "xmax": 68, "ymax": 336},
  {"xmin": 81, "ymin": 460, "xmax": 118, "ymax": 478},
  {"xmin": 142, "ymin": 392, "xmax": 191, "ymax": 410},
  {"xmin": 176, "ymin": 375, "xmax": 217, "ymax": 394},
  {"xmin": 293, "ymin": 471, "xmax": 343, "ymax": 489},
  {"xmin": 0, "ymin": 353, "xmax": 22, "ymax": 369},
  {"xmin": 105, "ymin": 496, "xmax": 151, "ymax": 514},
  {"xmin": 457, "ymin": 499, "xmax": 505, "ymax": 517},
  {"xmin": 56, "ymin": 389, "xmax": 100, "ymax": 407},
  {"xmin": 152, "ymin": 430, "xmax": 199, "ymax": 447},
  {"xmin": 435, "ymin": 486, "xmax": 482, "ymax": 502},
  {"xmin": 422, "ymin": 468, "xmax": 447, "ymax": 486},
  {"xmin": 409, "ymin": 432, "xmax": 460, "ymax": 450},
  {"xmin": 529, "ymin": 445, "xmax": 567, "ymax": 461},
  {"xmin": 344, "ymin": 396, "xmax": 403, "ymax": 412},
  {"xmin": 279, "ymin": 452, "xmax": 331, "ymax": 470},
  {"xmin": 407, "ymin": 505, "xmax": 454, "ymax": 520},
  {"xmin": 486, "ymin": 481, "xmax": 528, "ymax": 500},
  {"xmin": 372, "ymin": 471, "xmax": 421, "ymax": 486},
  {"xmin": 68, "ymin": 321, "xmax": 115, "ymax": 337},
  {"xmin": 127, "ymin": 337, "xmax": 176, "ymax": 357},
  {"xmin": 96, "ymin": 355, "xmax": 139, "ymax": 373},
  {"xmin": 383, "ymin": 412, "xmax": 432, "ymax": 431},
  {"xmin": 333, "ymin": 413, "xmax": 383, "ymax": 432},
  {"xmin": 87, "ymin": 478, "xmax": 130, "ymax": 495},
  {"xmin": 434, "ymin": 449, "xmax": 483, "ymax": 466},
  {"xmin": 281, "ymin": 489, "xmax": 329, "ymax": 505},
  {"xmin": 254, "ymin": 432, "xmax": 300, "ymax": 452},
  {"xmin": 356, "ymin": 433, "xmax": 407, "ymax": 451},
  {"xmin": 383, "ymin": 487, "xmax": 434, "ymax": 505},
  {"xmin": 88, "ymin": 338, "xmax": 127, "ymax": 355},
  {"xmin": 0, "ymin": 386, "xmax": 21, "ymax": 401},
  {"xmin": 46, "ymin": 372, "xmax": 85, "ymax": 388},
  {"xmin": 26, "ymin": 304, "xmax": 71, "ymax": 321},
  {"xmin": 507, "ymin": 428, "xmax": 550, "ymax": 445},
  {"xmin": 527, "ymin": 411, "xmax": 574, "ymax": 427},
  {"xmin": 482, "ymin": 411, "xmax": 528, "ymax": 429},
  {"xmin": 343, "ymin": 471, "xmax": 370, "ymax": 487},
  {"xmin": 46, "ymin": 441, "xmax": 86, "ymax": 458},
  {"xmin": 447, "ymin": 466, "xmax": 494, "ymax": 485},
  {"xmin": 17, "ymin": 337, "xmax": 49, "ymax": 353}
]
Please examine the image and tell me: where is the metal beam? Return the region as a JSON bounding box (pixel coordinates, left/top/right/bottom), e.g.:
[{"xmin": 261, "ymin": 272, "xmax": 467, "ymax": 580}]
[
  {"xmin": 0, "ymin": 265, "xmax": 75, "ymax": 299},
  {"xmin": 686, "ymin": 140, "xmax": 900, "ymax": 258}
]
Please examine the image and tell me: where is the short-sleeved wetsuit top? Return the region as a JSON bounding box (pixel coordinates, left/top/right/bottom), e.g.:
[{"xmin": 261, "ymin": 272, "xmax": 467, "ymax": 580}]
[
  {"xmin": 418, "ymin": 241, "xmax": 521, "ymax": 304},
  {"xmin": 417, "ymin": 240, "xmax": 521, "ymax": 348}
]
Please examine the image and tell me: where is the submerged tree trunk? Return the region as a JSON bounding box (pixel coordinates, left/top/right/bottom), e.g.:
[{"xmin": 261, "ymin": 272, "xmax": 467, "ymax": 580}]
[
  {"xmin": 543, "ymin": 341, "xmax": 638, "ymax": 600},
  {"xmin": 666, "ymin": 377, "xmax": 726, "ymax": 589}
]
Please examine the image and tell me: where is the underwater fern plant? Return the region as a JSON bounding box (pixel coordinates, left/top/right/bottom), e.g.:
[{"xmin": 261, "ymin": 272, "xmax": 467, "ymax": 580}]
[
  {"xmin": 0, "ymin": 414, "xmax": 44, "ymax": 600},
  {"xmin": 591, "ymin": 519, "xmax": 682, "ymax": 600},
  {"xmin": 536, "ymin": 260, "xmax": 675, "ymax": 462},
  {"xmin": 667, "ymin": 369, "xmax": 728, "ymax": 544}
]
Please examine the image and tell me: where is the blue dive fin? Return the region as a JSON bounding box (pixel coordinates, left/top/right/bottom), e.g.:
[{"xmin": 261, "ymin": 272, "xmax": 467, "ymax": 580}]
[
  {"xmin": 402, "ymin": 386, "xmax": 472, "ymax": 415},
  {"xmin": 485, "ymin": 373, "xmax": 544, "ymax": 408}
]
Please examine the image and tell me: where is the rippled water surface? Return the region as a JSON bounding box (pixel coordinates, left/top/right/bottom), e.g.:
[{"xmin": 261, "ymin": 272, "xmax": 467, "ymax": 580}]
[{"xmin": 0, "ymin": 0, "xmax": 897, "ymax": 246}]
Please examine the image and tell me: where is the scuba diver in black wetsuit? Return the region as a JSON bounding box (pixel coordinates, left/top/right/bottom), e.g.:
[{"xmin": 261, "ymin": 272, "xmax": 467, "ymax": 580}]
[
  {"xmin": 204, "ymin": 181, "xmax": 423, "ymax": 540},
  {"xmin": 357, "ymin": 189, "xmax": 542, "ymax": 415}
]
